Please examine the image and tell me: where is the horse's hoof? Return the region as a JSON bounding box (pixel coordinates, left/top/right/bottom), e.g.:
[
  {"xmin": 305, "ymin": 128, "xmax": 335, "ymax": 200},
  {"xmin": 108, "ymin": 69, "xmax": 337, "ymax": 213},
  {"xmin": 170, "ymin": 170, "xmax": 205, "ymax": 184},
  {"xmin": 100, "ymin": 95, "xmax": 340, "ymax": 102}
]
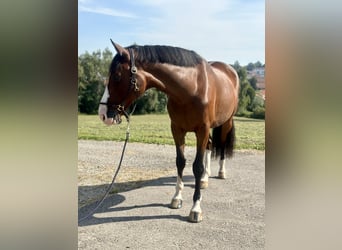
[
  {"xmin": 188, "ymin": 211, "xmax": 203, "ymax": 223},
  {"xmin": 170, "ymin": 199, "xmax": 182, "ymax": 209},
  {"xmin": 200, "ymin": 181, "xmax": 208, "ymax": 189},
  {"xmin": 218, "ymin": 171, "xmax": 226, "ymax": 179}
]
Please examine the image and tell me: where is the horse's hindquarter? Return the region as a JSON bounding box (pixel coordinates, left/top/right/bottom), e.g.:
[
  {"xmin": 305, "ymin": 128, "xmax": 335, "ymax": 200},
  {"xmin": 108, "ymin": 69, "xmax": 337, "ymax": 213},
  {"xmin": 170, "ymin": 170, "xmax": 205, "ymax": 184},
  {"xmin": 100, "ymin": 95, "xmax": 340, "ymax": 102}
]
[
  {"xmin": 166, "ymin": 61, "xmax": 239, "ymax": 131},
  {"xmin": 209, "ymin": 62, "xmax": 239, "ymax": 93},
  {"xmin": 208, "ymin": 62, "xmax": 239, "ymax": 125}
]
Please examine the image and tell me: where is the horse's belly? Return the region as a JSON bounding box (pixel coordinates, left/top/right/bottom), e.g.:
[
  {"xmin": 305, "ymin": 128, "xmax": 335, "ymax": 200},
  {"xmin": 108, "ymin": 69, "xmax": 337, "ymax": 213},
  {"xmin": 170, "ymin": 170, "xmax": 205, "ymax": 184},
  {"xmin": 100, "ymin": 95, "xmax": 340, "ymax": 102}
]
[
  {"xmin": 167, "ymin": 99, "xmax": 208, "ymax": 131},
  {"xmin": 208, "ymin": 90, "xmax": 236, "ymax": 127}
]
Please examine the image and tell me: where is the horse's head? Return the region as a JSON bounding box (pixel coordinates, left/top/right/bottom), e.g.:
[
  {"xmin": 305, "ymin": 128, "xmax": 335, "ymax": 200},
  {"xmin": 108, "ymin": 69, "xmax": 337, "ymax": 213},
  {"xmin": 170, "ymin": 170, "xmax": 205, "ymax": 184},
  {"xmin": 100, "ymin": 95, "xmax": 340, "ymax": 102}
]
[{"xmin": 99, "ymin": 40, "xmax": 145, "ymax": 125}]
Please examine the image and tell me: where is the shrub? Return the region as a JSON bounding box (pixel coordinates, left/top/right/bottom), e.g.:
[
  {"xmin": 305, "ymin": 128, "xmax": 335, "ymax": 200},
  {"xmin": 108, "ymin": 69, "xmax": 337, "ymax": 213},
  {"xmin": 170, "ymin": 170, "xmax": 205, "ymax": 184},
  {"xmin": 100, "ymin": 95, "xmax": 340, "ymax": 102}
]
[{"xmin": 251, "ymin": 106, "xmax": 265, "ymax": 119}]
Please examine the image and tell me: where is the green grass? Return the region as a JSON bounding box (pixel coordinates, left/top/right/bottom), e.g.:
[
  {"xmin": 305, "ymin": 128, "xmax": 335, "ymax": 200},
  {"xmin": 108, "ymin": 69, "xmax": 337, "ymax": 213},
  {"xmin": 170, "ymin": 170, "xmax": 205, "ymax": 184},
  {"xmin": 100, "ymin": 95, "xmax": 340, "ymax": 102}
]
[{"xmin": 78, "ymin": 114, "xmax": 265, "ymax": 150}]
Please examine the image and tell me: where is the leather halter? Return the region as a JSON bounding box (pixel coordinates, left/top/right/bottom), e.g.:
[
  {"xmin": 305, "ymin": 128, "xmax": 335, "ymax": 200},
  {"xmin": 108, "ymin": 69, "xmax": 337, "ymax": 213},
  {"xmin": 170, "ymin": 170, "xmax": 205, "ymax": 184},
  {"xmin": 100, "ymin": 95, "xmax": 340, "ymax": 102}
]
[{"xmin": 100, "ymin": 48, "xmax": 139, "ymax": 120}]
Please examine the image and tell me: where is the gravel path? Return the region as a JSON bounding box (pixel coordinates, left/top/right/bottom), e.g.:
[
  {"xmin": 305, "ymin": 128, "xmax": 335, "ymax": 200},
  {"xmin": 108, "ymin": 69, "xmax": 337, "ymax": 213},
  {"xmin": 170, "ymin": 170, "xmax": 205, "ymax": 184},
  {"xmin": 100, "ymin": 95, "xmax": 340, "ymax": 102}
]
[
  {"xmin": 78, "ymin": 140, "xmax": 265, "ymax": 249},
  {"xmin": 78, "ymin": 140, "xmax": 195, "ymax": 207}
]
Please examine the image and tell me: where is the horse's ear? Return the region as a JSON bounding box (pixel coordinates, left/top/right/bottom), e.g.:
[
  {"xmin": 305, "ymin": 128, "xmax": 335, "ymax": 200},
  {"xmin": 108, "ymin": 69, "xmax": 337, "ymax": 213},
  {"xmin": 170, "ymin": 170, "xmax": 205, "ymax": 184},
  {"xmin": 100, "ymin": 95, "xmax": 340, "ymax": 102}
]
[{"xmin": 110, "ymin": 39, "xmax": 130, "ymax": 61}]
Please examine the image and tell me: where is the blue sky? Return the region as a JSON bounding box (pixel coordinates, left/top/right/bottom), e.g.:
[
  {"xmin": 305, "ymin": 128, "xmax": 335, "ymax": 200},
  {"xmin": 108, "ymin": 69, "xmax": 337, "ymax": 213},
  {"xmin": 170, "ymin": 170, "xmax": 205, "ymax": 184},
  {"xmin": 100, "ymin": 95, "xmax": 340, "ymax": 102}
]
[{"xmin": 78, "ymin": 0, "xmax": 264, "ymax": 65}]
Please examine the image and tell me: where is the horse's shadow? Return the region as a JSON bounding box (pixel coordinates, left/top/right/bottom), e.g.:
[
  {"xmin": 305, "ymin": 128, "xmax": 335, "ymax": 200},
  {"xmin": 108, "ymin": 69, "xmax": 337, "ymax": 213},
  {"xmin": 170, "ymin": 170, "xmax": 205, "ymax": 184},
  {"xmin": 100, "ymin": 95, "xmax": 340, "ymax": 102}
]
[{"xmin": 78, "ymin": 175, "xmax": 195, "ymax": 226}]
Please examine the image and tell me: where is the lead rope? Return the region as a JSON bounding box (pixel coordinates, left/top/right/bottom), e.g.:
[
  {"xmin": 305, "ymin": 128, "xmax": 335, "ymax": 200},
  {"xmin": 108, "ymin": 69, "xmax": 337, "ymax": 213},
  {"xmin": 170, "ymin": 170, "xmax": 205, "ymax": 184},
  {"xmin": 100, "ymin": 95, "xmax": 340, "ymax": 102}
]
[{"xmin": 78, "ymin": 104, "xmax": 137, "ymax": 223}]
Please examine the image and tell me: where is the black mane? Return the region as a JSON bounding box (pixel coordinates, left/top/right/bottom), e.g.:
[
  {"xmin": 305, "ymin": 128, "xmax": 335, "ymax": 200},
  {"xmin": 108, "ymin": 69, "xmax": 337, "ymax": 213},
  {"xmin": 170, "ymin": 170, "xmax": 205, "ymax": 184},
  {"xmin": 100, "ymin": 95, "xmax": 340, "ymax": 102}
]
[
  {"xmin": 110, "ymin": 44, "xmax": 203, "ymax": 73},
  {"xmin": 129, "ymin": 45, "xmax": 203, "ymax": 67}
]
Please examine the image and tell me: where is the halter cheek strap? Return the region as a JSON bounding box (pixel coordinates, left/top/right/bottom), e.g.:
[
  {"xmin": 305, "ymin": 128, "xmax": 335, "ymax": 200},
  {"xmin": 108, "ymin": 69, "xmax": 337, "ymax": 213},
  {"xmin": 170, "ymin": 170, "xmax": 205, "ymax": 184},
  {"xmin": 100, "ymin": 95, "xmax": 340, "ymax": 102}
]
[{"xmin": 129, "ymin": 49, "xmax": 139, "ymax": 92}]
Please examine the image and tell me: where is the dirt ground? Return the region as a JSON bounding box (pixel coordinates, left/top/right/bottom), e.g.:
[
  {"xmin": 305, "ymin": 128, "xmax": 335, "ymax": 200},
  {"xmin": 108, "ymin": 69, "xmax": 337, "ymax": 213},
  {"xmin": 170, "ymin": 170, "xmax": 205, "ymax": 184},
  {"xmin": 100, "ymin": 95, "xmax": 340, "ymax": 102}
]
[{"xmin": 78, "ymin": 140, "xmax": 265, "ymax": 249}]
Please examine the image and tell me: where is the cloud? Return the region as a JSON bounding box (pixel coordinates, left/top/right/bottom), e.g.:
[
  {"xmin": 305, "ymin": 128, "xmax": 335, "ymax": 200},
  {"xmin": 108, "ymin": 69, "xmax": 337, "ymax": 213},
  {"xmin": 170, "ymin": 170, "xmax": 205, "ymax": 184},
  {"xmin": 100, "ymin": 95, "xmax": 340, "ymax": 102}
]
[
  {"xmin": 79, "ymin": 5, "xmax": 137, "ymax": 18},
  {"xmin": 134, "ymin": 0, "xmax": 263, "ymax": 37},
  {"xmin": 78, "ymin": 0, "xmax": 264, "ymax": 64},
  {"xmin": 78, "ymin": 0, "xmax": 93, "ymax": 4},
  {"xmin": 127, "ymin": 0, "xmax": 264, "ymax": 63}
]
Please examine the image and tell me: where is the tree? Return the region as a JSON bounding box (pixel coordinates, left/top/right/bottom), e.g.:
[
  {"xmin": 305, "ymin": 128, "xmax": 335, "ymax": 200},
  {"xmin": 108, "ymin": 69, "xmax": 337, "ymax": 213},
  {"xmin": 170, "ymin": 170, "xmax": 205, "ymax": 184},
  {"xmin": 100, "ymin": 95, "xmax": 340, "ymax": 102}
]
[
  {"xmin": 254, "ymin": 61, "xmax": 263, "ymax": 68},
  {"xmin": 233, "ymin": 60, "xmax": 242, "ymax": 71},
  {"xmin": 246, "ymin": 62, "xmax": 255, "ymax": 71},
  {"xmin": 78, "ymin": 49, "xmax": 113, "ymax": 114},
  {"xmin": 237, "ymin": 80, "xmax": 256, "ymax": 115},
  {"xmin": 134, "ymin": 89, "xmax": 167, "ymax": 114},
  {"xmin": 231, "ymin": 65, "xmax": 256, "ymax": 116},
  {"xmin": 101, "ymin": 48, "xmax": 113, "ymax": 75},
  {"xmin": 249, "ymin": 76, "xmax": 258, "ymax": 90},
  {"xmin": 231, "ymin": 62, "xmax": 265, "ymax": 119}
]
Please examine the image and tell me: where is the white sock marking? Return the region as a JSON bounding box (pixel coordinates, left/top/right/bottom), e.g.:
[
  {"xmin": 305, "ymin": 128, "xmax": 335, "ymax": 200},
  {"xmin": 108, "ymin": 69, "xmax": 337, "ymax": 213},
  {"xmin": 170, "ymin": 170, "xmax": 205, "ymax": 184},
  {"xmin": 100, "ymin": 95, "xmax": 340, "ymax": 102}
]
[
  {"xmin": 191, "ymin": 198, "xmax": 202, "ymax": 213},
  {"xmin": 172, "ymin": 176, "xmax": 184, "ymax": 200},
  {"xmin": 219, "ymin": 159, "xmax": 226, "ymax": 174},
  {"xmin": 201, "ymin": 150, "xmax": 211, "ymax": 182}
]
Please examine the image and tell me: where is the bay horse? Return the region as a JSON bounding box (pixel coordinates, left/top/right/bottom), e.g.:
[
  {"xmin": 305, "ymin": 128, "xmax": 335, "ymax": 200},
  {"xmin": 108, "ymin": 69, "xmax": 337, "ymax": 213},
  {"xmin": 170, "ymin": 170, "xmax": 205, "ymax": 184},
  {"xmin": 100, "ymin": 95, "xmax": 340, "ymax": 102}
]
[{"xmin": 98, "ymin": 40, "xmax": 239, "ymax": 222}]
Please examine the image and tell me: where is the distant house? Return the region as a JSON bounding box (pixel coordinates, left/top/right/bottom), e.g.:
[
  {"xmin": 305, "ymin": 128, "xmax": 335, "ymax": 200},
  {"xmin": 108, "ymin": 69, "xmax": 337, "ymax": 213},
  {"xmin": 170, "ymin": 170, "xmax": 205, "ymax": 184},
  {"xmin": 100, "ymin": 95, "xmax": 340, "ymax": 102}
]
[
  {"xmin": 247, "ymin": 67, "xmax": 265, "ymax": 81},
  {"xmin": 247, "ymin": 67, "xmax": 265, "ymax": 100},
  {"xmin": 253, "ymin": 68, "xmax": 265, "ymax": 77},
  {"xmin": 258, "ymin": 89, "xmax": 266, "ymax": 100}
]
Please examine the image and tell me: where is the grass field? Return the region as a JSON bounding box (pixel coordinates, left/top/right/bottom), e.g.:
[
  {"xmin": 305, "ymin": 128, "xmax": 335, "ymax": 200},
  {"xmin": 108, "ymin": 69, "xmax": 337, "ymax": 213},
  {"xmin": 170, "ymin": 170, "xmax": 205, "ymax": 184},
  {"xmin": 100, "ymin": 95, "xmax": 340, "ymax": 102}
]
[{"xmin": 78, "ymin": 114, "xmax": 265, "ymax": 150}]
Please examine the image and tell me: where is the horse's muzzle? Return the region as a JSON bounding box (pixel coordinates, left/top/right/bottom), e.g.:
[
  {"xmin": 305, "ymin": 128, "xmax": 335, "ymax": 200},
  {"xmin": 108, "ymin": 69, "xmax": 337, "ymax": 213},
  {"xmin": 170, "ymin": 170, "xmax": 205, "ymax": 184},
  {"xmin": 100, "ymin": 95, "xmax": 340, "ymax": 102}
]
[
  {"xmin": 98, "ymin": 104, "xmax": 122, "ymax": 125},
  {"xmin": 106, "ymin": 109, "xmax": 122, "ymax": 125}
]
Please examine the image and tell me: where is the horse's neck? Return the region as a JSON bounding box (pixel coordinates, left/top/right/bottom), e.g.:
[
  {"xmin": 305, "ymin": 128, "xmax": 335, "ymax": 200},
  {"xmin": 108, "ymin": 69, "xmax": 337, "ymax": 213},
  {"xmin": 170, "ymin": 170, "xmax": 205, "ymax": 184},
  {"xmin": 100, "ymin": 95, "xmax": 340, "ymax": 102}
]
[{"xmin": 142, "ymin": 63, "xmax": 199, "ymax": 99}]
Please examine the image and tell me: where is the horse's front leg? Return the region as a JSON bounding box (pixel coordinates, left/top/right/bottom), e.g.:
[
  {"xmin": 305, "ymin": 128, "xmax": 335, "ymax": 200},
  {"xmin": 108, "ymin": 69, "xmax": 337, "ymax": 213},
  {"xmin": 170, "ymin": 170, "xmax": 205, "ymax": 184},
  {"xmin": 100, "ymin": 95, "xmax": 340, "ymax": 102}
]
[
  {"xmin": 170, "ymin": 124, "xmax": 186, "ymax": 209},
  {"xmin": 200, "ymin": 136, "xmax": 212, "ymax": 189},
  {"xmin": 189, "ymin": 127, "xmax": 210, "ymax": 223}
]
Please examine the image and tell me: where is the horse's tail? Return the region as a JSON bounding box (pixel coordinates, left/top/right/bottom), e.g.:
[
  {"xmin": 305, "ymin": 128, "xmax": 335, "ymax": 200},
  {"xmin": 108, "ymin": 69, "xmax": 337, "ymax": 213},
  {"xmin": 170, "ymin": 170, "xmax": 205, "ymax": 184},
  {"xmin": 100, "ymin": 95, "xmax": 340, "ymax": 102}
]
[{"xmin": 212, "ymin": 120, "xmax": 235, "ymax": 160}]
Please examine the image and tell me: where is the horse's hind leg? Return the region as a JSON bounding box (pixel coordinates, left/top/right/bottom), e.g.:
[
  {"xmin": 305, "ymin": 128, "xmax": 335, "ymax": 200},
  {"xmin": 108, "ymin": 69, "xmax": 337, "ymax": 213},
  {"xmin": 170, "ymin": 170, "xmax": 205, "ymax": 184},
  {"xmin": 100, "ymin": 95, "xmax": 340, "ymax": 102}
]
[
  {"xmin": 200, "ymin": 136, "xmax": 212, "ymax": 189},
  {"xmin": 218, "ymin": 118, "xmax": 235, "ymax": 179},
  {"xmin": 170, "ymin": 124, "xmax": 186, "ymax": 209}
]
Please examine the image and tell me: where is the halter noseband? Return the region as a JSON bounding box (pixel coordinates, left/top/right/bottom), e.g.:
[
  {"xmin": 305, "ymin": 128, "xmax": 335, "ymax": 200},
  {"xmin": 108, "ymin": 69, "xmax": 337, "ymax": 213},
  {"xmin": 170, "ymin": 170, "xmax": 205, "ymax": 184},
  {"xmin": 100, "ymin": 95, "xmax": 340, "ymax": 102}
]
[{"xmin": 100, "ymin": 48, "xmax": 139, "ymax": 120}]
